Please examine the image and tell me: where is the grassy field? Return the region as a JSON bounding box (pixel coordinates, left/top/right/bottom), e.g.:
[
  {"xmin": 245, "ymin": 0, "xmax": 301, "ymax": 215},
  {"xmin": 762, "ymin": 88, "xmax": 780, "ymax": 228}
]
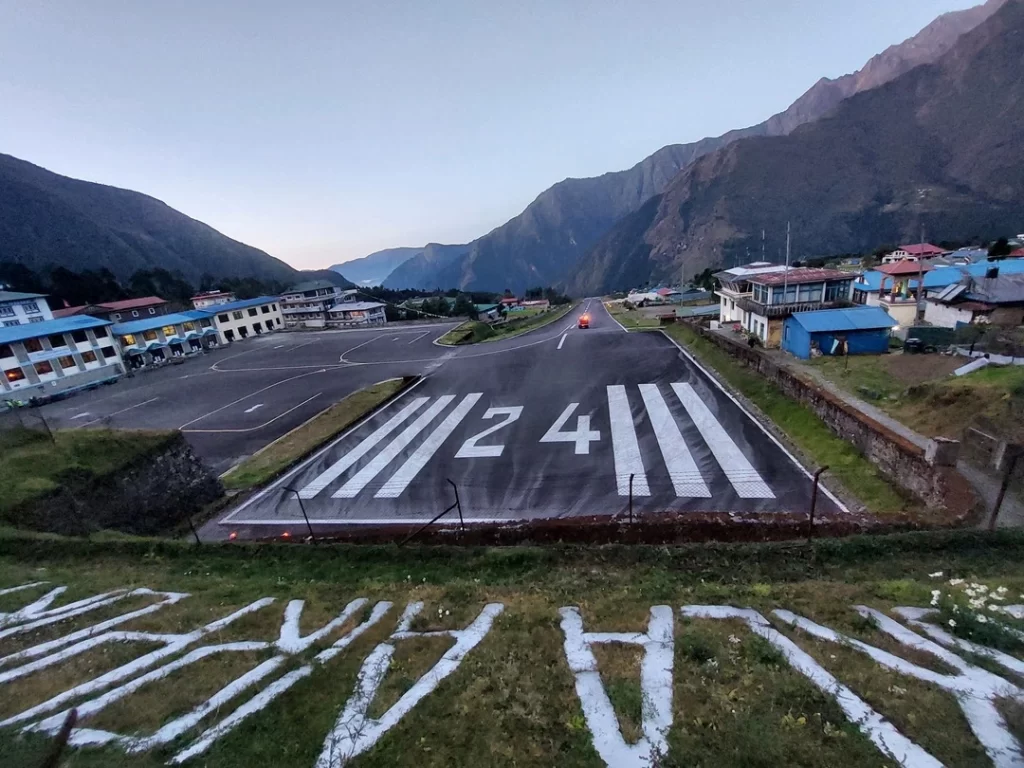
[
  {"xmin": 605, "ymin": 302, "xmax": 661, "ymax": 329},
  {"xmin": 662, "ymin": 324, "xmax": 913, "ymax": 516},
  {"xmin": 0, "ymin": 428, "xmax": 175, "ymax": 515},
  {"xmin": 222, "ymin": 378, "xmax": 411, "ymax": 491},
  {"xmin": 2, "ymin": 530, "xmax": 1024, "ymax": 766},
  {"xmin": 805, "ymin": 355, "xmax": 1024, "ymax": 441},
  {"xmin": 437, "ymin": 303, "xmax": 576, "ymax": 345}
]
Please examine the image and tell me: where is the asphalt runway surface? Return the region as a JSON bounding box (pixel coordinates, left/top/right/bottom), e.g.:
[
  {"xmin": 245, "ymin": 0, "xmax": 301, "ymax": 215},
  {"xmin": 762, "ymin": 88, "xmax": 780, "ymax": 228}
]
[{"xmin": 218, "ymin": 301, "xmax": 845, "ymax": 537}]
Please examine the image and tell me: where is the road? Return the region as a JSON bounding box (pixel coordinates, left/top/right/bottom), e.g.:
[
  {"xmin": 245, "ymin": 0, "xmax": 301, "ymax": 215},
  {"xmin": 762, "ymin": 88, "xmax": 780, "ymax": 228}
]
[{"xmin": 218, "ymin": 300, "xmax": 842, "ymax": 536}]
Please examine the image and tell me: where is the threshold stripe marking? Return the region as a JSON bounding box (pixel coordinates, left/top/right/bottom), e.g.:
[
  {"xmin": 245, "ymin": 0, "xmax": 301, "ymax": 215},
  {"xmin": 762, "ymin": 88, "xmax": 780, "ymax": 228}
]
[
  {"xmin": 638, "ymin": 384, "xmax": 710, "ymax": 498},
  {"xmin": 606, "ymin": 385, "xmax": 650, "ymax": 497}
]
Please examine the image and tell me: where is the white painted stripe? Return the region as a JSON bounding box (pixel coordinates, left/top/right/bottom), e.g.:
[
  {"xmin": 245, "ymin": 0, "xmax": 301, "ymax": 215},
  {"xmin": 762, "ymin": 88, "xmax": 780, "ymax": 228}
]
[
  {"xmin": 297, "ymin": 397, "xmax": 430, "ymax": 499},
  {"xmin": 606, "ymin": 385, "xmax": 650, "ymax": 496},
  {"xmin": 671, "ymin": 383, "xmax": 774, "ymax": 499},
  {"xmin": 333, "ymin": 396, "xmax": 455, "ymax": 498},
  {"xmin": 375, "ymin": 393, "xmax": 481, "ymax": 498},
  {"xmin": 76, "ymin": 398, "xmax": 159, "ymax": 428},
  {"xmin": 224, "ymin": 516, "xmax": 513, "ymax": 526},
  {"xmin": 557, "ymin": 333, "xmax": 567, "ymax": 350},
  {"xmin": 70, "ymin": 412, "xmax": 92, "ymax": 420},
  {"xmin": 243, "ymin": 403, "xmax": 264, "ymax": 414},
  {"xmin": 638, "ymin": 384, "xmax": 710, "ymax": 498}
]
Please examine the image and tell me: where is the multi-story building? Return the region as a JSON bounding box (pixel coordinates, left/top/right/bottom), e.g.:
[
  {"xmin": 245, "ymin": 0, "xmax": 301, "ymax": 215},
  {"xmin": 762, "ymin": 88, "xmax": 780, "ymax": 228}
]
[
  {"xmin": 0, "ymin": 291, "xmax": 53, "ymax": 327},
  {"xmin": 208, "ymin": 297, "xmax": 284, "ymax": 342},
  {"xmin": 881, "ymin": 243, "xmax": 947, "ymax": 263},
  {"xmin": 54, "ymin": 296, "xmax": 169, "ymax": 322},
  {"xmin": 112, "ymin": 310, "xmax": 220, "ymax": 368},
  {"xmin": 1, "ymin": 315, "xmax": 124, "ymax": 402},
  {"xmin": 280, "ymin": 281, "xmax": 353, "ymax": 328},
  {"xmin": 326, "ymin": 300, "xmax": 386, "ymax": 327},
  {"xmin": 715, "ymin": 265, "xmax": 857, "ymax": 347},
  {"xmin": 191, "ymin": 290, "xmax": 237, "ymax": 310}
]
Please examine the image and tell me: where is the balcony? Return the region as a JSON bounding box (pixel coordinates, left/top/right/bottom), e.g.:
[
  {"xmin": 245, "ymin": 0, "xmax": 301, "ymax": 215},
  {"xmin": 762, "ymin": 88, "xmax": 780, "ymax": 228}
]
[{"xmin": 734, "ymin": 297, "xmax": 853, "ymax": 317}]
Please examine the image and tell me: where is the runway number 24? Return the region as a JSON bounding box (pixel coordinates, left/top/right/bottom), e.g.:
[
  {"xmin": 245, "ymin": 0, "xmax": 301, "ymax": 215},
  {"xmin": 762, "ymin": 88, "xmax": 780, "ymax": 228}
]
[{"xmin": 454, "ymin": 402, "xmax": 600, "ymax": 459}]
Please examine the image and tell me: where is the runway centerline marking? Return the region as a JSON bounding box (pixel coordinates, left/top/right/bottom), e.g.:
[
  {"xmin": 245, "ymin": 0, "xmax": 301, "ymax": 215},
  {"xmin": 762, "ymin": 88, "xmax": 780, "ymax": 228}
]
[
  {"xmin": 243, "ymin": 404, "xmax": 265, "ymax": 414},
  {"xmin": 273, "ymin": 345, "xmax": 286, "ymax": 350},
  {"xmin": 557, "ymin": 333, "xmax": 567, "ymax": 350},
  {"xmin": 638, "ymin": 384, "xmax": 710, "ymax": 498},
  {"xmin": 70, "ymin": 412, "xmax": 92, "ymax": 420},
  {"xmin": 297, "ymin": 397, "xmax": 431, "ymax": 499},
  {"xmin": 606, "ymin": 385, "xmax": 650, "ymax": 496},
  {"xmin": 333, "ymin": 396, "xmax": 455, "ymax": 498},
  {"xmin": 671, "ymin": 383, "xmax": 774, "ymax": 499},
  {"xmin": 76, "ymin": 398, "xmax": 159, "ymax": 428},
  {"xmin": 178, "ymin": 369, "xmax": 326, "ymax": 430},
  {"xmin": 407, "ymin": 331, "xmax": 430, "ymax": 345},
  {"xmin": 183, "ymin": 394, "xmax": 322, "ymax": 434}
]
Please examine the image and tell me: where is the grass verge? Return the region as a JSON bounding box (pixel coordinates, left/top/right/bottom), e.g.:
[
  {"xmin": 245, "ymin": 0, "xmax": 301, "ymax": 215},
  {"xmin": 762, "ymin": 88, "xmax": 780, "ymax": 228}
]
[
  {"xmin": 2, "ymin": 530, "xmax": 1024, "ymax": 766},
  {"xmin": 436, "ymin": 303, "xmax": 577, "ymax": 345},
  {"xmin": 604, "ymin": 301, "xmax": 661, "ymax": 329},
  {"xmin": 221, "ymin": 377, "xmax": 413, "ymax": 491},
  {"xmin": 0, "ymin": 428, "xmax": 175, "ymax": 515},
  {"xmin": 662, "ymin": 324, "xmax": 912, "ymax": 516}
]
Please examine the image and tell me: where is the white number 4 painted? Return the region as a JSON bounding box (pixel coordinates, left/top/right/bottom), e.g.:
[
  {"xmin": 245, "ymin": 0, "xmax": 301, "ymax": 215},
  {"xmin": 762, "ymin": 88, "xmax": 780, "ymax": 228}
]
[
  {"xmin": 541, "ymin": 403, "xmax": 600, "ymax": 455},
  {"xmin": 455, "ymin": 407, "xmax": 523, "ymax": 458}
]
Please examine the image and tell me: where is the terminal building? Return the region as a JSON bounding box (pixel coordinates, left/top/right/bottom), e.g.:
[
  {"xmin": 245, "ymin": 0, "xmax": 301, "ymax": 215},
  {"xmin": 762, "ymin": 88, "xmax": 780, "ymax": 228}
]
[
  {"xmin": 112, "ymin": 311, "xmax": 220, "ymax": 368},
  {"xmin": 207, "ymin": 297, "xmax": 284, "ymax": 342}
]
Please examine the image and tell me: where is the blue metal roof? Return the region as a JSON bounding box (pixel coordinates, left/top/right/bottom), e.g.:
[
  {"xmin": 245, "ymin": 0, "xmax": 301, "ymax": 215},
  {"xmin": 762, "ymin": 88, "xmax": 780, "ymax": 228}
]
[
  {"xmin": 204, "ymin": 296, "xmax": 279, "ymax": 314},
  {"xmin": 855, "ymin": 259, "xmax": 1024, "ymax": 293},
  {"xmin": 789, "ymin": 307, "xmax": 896, "ymax": 333},
  {"xmin": 0, "ymin": 314, "xmax": 111, "ymax": 345},
  {"xmin": 111, "ymin": 310, "xmax": 210, "ymax": 336}
]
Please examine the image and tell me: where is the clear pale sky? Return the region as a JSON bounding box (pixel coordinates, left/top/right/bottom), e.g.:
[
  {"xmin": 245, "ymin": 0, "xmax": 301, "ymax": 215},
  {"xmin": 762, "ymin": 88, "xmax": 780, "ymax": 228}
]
[{"xmin": 0, "ymin": 1, "xmax": 979, "ymax": 269}]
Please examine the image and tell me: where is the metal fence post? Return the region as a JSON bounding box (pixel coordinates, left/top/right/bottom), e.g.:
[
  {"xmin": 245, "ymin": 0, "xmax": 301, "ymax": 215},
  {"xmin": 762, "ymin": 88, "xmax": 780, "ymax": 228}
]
[
  {"xmin": 447, "ymin": 479, "xmax": 464, "ymax": 532},
  {"xmin": 628, "ymin": 473, "xmax": 635, "ymax": 524},
  {"xmin": 989, "ymin": 449, "xmax": 1021, "ymax": 531},
  {"xmin": 285, "ymin": 485, "xmax": 317, "ymax": 543},
  {"xmin": 186, "ymin": 515, "xmax": 202, "ymax": 545},
  {"xmin": 808, "ymin": 466, "xmax": 829, "ymax": 543}
]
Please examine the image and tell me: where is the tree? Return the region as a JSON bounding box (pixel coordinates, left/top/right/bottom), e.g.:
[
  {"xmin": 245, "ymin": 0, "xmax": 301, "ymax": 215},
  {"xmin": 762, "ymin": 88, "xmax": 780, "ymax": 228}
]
[
  {"xmin": 989, "ymin": 237, "xmax": 1012, "ymax": 259},
  {"xmin": 692, "ymin": 268, "xmax": 716, "ymax": 290},
  {"xmin": 452, "ymin": 294, "xmax": 475, "ymax": 318}
]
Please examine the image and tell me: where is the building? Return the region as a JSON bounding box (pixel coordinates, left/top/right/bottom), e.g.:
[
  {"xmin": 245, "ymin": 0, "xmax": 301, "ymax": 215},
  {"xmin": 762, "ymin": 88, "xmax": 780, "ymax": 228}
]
[
  {"xmin": 521, "ymin": 299, "xmax": 550, "ymax": 310},
  {"xmin": 112, "ymin": 310, "xmax": 219, "ymax": 368},
  {"xmin": 500, "ymin": 297, "xmax": 521, "ymax": 308},
  {"xmin": 208, "ymin": 297, "xmax": 284, "ymax": 342},
  {"xmin": 54, "ymin": 297, "xmax": 169, "ymax": 322},
  {"xmin": 191, "ymin": 290, "xmax": 237, "ymax": 310},
  {"xmin": 717, "ymin": 266, "xmax": 857, "ymax": 347},
  {"xmin": 280, "ymin": 281, "xmax": 352, "ymax": 328},
  {"xmin": 327, "ymin": 300, "xmax": 386, "ymax": 327},
  {"xmin": 656, "ymin": 287, "xmax": 683, "ymax": 303},
  {"xmin": 714, "ymin": 262, "xmax": 790, "ymax": 325},
  {"xmin": 869, "ymin": 260, "xmax": 934, "ymax": 327},
  {"xmin": 782, "ymin": 307, "xmax": 897, "ymax": 360},
  {"xmin": 475, "ymin": 304, "xmax": 500, "ymax": 321},
  {"xmin": 924, "ymin": 269, "xmax": 1024, "ymax": 328},
  {"xmin": 881, "ymin": 243, "xmax": 947, "ymax": 263},
  {"xmin": 0, "ymin": 291, "xmax": 53, "ymax": 327},
  {"xmin": 1, "ymin": 315, "xmax": 124, "ymax": 402}
]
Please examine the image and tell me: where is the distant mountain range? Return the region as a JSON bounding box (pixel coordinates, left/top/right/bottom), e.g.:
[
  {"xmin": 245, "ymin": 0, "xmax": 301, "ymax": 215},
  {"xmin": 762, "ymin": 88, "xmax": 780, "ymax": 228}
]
[
  {"xmin": 366, "ymin": 0, "xmax": 1008, "ymax": 293},
  {"xmin": 568, "ymin": 0, "xmax": 1024, "ymax": 294},
  {"xmin": 329, "ymin": 247, "xmax": 423, "ymax": 286},
  {"xmin": 0, "ymin": 153, "xmax": 299, "ymax": 286}
]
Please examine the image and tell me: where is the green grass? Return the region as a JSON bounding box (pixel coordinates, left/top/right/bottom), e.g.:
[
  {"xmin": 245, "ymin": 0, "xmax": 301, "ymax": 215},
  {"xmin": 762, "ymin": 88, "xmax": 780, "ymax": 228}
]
[
  {"xmin": 222, "ymin": 378, "xmax": 411, "ymax": 490},
  {"xmin": 604, "ymin": 301, "xmax": 661, "ymax": 328},
  {"xmin": 662, "ymin": 324, "xmax": 912, "ymax": 516},
  {"xmin": 0, "ymin": 428, "xmax": 174, "ymax": 514},
  {"xmin": 437, "ymin": 303, "xmax": 577, "ymax": 346},
  {"xmin": 2, "ymin": 530, "xmax": 1024, "ymax": 766}
]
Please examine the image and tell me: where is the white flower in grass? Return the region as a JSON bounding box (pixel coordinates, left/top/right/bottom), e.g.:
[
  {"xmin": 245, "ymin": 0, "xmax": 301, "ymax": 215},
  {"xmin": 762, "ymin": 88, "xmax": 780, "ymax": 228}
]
[
  {"xmin": 990, "ymin": 604, "xmax": 1001, "ymax": 612},
  {"xmin": 977, "ymin": 615, "xmax": 989, "ymax": 624},
  {"xmin": 948, "ymin": 619, "xmax": 957, "ymax": 628},
  {"xmin": 997, "ymin": 586, "xmax": 1008, "ymax": 594},
  {"xmin": 929, "ymin": 571, "xmax": 944, "ymax": 579},
  {"xmin": 728, "ymin": 634, "xmax": 741, "ymax": 645},
  {"xmin": 949, "ymin": 578, "xmax": 965, "ymax": 586}
]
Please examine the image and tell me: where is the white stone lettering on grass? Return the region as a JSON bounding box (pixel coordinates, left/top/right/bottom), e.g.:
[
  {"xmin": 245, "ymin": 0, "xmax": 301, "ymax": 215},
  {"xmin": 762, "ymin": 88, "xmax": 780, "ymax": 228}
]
[
  {"xmin": 1, "ymin": 598, "xmax": 275, "ymax": 728},
  {"xmin": 559, "ymin": 605, "xmax": 674, "ymax": 768},
  {"xmin": 316, "ymin": 602, "xmax": 505, "ymax": 768},
  {"xmin": 774, "ymin": 606, "xmax": 1024, "ymax": 767},
  {"xmin": 894, "ymin": 606, "xmax": 1024, "ymax": 678},
  {"xmin": 0, "ymin": 589, "xmax": 189, "ymax": 675},
  {"xmin": 682, "ymin": 606, "xmax": 942, "ymax": 768},
  {"xmin": 0, "ymin": 585, "xmax": 134, "ymax": 636}
]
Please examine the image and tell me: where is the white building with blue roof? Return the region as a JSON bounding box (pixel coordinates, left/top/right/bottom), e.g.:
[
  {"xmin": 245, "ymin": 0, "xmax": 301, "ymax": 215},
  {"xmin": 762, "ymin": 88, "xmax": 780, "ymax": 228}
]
[
  {"xmin": 205, "ymin": 296, "xmax": 283, "ymax": 343},
  {"xmin": 111, "ymin": 310, "xmax": 220, "ymax": 367},
  {"xmin": 0, "ymin": 314, "xmax": 124, "ymax": 402}
]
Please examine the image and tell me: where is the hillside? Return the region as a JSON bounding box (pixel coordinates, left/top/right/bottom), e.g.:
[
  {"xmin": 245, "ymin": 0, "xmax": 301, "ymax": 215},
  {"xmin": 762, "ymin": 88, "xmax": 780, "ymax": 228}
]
[
  {"xmin": 0, "ymin": 153, "xmax": 298, "ymax": 285},
  {"xmin": 329, "ymin": 246, "xmax": 421, "ymax": 286},
  {"xmin": 387, "ymin": 0, "xmax": 1004, "ymax": 293},
  {"xmin": 381, "ymin": 242, "xmax": 470, "ymax": 290},
  {"xmin": 569, "ymin": 0, "xmax": 1024, "ymax": 294}
]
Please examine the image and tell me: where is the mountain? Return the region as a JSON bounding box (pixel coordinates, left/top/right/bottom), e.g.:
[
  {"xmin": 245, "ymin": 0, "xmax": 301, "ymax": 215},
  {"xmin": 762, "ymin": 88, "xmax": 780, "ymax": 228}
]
[
  {"xmin": 381, "ymin": 243, "xmax": 470, "ymax": 290},
  {"xmin": 569, "ymin": 0, "xmax": 1024, "ymax": 294},
  {"xmin": 0, "ymin": 153, "xmax": 298, "ymax": 285},
  {"xmin": 330, "ymin": 247, "xmax": 422, "ymax": 286},
  {"xmin": 389, "ymin": 0, "xmax": 1005, "ymax": 294}
]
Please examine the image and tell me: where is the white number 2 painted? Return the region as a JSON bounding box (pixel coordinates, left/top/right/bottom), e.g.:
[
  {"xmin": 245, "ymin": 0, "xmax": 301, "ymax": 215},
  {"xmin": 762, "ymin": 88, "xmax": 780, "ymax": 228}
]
[
  {"xmin": 454, "ymin": 407, "xmax": 524, "ymax": 458},
  {"xmin": 540, "ymin": 403, "xmax": 601, "ymax": 455}
]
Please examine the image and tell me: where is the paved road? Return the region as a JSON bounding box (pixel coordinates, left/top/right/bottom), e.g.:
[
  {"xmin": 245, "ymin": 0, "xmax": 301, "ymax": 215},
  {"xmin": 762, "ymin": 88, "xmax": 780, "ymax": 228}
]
[{"xmin": 218, "ymin": 301, "xmax": 842, "ymax": 536}]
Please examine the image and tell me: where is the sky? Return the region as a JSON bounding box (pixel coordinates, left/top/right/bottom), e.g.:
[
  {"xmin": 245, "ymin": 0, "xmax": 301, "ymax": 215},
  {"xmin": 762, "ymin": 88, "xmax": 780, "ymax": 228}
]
[{"xmin": 0, "ymin": 0, "xmax": 981, "ymax": 269}]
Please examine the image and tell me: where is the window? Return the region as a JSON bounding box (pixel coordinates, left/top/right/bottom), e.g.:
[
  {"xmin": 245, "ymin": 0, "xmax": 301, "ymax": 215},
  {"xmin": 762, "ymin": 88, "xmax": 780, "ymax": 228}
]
[
  {"xmin": 28, "ymin": 317, "xmax": 43, "ymax": 323},
  {"xmin": 57, "ymin": 355, "xmax": 76, "ymax": 370},
  {"xmin": 82, "ymin": 350, "xmax": 98, "ymax": 364},
  {"xmin": 162, "ymin": 325, "xmax": 176, "ymax": 337},
  {"xmin": 132, "ymin": 310, "xmax": 140, "ymax": 317},
  {"xmin": 143, "ymin": 330, "xmax": 158, "ymax": 342},
  {"xmin": 24, "ymin": 337, "xmax": 43, "ymax": 353},
  {"xmin": 2, "ymin": 320, "xmax": 17, "ymax": 328},
  {"xmin": 797, "ymin": 284, "xmax": 823, "ymax": 302},
  {"xmin": 21, "ymin": 301, "xmax": 40, "ymax": 315},
  {"xmin": 113, "ymin": 313, "xmax": 122, "ymax": 321},
  {"xmin": 183, "ymin": 322, "xmax": 195, "ymax": 332},
  {"xmin": 224, "ymin": 329, "xmax": 235, "ymax": 342},
  {"xmin": 71, "ymin": 330, "xmax": 88, "ymax": 343},
  {"xmin": 261, "ymin": 305, "xmax": 269, "ymax": 314},
  {"xmin": 201, "ymin": 319, "xmax": 212, "ymax": 328},
  {"xmin": 247, "ymin": 308, "xmax": 257, "ymax": 317},
  {"xmin": 94, "ymin": 326, "xmax": 108, "ymax": 338},
  {"xmin": 5, "ymin": 367, "xmax": 25, "ymax": 383},
  {"xmin": 232, "ymin": 311, "xmax": 243, "ymax": 320},
  {"xmin": 122, "ymin": 334, "xmax": 137, "ymax": 346},
  {"xmin": 825, "ymin": 281, "xmax": 851, "ymax": 302},
  {"xmin": 102, "ymin": 346, "xmax": 117, "ymax": 359},
  {"xmin": 272, "ymin": 304, "xmax": 277, "ymax": 311},
  {"xmin": 148, "ymin": 308, "xmax": 156, "ymax": 315},
  {"xmin": 35, "ymin": 360, "xmax": 54, "ymax": 375},
  {"xmin": 253, "ymin": 322, "xmax": 262, "ymax": 333},
  {"xmin": 218, "ymin": 314, "xmax": 229, "ymax": 323},
  {"xmin": 0, "ymin": 305, "xmax": 13, "ymax": 318},
  {"xmin": 0, "ymin": 344, "xmax": 11, "ymax": 358},
  {"xmin": 48, "ymin": 334, "xmax": 67, "ymax": 349}
]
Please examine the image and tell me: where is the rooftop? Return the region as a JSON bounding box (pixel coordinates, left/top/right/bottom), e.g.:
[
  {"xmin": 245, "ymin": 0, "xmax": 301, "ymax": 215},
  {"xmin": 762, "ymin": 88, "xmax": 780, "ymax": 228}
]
[
  {"xmin": 0, "ymin": 315, "xmax": 111, "ymax": 346},
  {"xmin": 0, "ymin": 290, "xmax": 46, "ymax": 303},
  {"xmin": 789, "ymin": 307, "xmax": 896, "ymax": 333},
  {"xmin": 52, "ymin": 305, "xmax": 87, "ymax": 318},
  {"xmin": 111, "ymin": 310, "xmax": 211, "ymax": 336},
  {"xmin": 747, "ymin": 267, "xmax": 853, "ymax": 286},
  {"xmin": 714, "ymin": 262, "xmax": 789, "ymax": 282},
  {"xmin": 95, "ymin": 296, "xmax": 167, "ymax": 311},
  {"xmin": 964, "ymin": 273, "xmax": 1024, "ymax": 304},
  {"xmin": 284, "ymin": 280, "xmax": 342, "ymax": 294},
  {"xmin": 206, "ymin": 296, "xmax": 280, "ymax": 314},
  {"xmin": 328, "ymin": 301, "xmax": 385, "ymax": 312},
  {"xmin": 876, "ymin": 260, "xmax": 935, "ymax": 277},
  {"xmin": 898, "ymin": 243, "xmax": 946, "ymax": 256}
]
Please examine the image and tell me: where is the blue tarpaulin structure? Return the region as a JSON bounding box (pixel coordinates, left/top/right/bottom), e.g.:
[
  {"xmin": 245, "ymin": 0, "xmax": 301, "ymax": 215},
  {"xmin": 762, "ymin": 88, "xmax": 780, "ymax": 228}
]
[{"xmin": 782, "ymin": 307, "xmax": 896, "ymax": 359}]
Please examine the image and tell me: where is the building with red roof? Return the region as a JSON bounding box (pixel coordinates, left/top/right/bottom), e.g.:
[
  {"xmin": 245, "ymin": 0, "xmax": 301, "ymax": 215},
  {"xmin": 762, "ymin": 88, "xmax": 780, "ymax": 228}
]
[
  {"xmin": 50, "ymin": 297, "xmax": 169, "ymax": 323},
  {"xmin": 882, "ymin": 243, "xmax": 947, "ymax": 263}
]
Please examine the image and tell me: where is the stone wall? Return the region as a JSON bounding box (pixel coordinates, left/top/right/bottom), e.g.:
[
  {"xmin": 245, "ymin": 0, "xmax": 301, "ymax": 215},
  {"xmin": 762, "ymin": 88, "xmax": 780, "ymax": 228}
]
[
  {"xmin": 17, "ymin": 433, "xmax": 223, "ymax": 535},
  {"xmin": 690, "ymin": 325, "xmax": 977, "ymax": 517}
]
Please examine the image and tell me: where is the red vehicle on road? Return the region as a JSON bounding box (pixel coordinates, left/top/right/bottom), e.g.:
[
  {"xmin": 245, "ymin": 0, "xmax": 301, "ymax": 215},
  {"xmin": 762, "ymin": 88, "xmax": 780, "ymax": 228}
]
[{"xmin": 578, "ymin": 314, "xmax": 590, "ymax": 329}]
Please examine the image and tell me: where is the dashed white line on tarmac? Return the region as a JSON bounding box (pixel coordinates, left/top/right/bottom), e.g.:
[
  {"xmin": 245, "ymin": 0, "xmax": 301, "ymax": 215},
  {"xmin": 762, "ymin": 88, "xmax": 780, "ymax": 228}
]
[
  {"xmin": 76, "ymin": 398, "xmax": 159, "ymax": 428},
  {"xmin": 407, "ymin": 331, "xmax": 430, "ymax": 344},
  {"xmin": 70, "ymin": 412, "xmax": 92, "ymax": 420},
  {"xmin": 273, "ymin": 344, "xmax": 286, "ymax": 349},
  {"xmin": 243, "ymin": 404, "xmax": 265, "ymax": 414},
  {"xmin": 178, "ymin": 369, "xmax": 326, "ymax": 430},
  {"xmin": 183, "ymin": 393, "xmax": 322, "ymax": 434},
  {"xmin": 557, "ymin": 333, "xmax": 567, "ymax": 350}
]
